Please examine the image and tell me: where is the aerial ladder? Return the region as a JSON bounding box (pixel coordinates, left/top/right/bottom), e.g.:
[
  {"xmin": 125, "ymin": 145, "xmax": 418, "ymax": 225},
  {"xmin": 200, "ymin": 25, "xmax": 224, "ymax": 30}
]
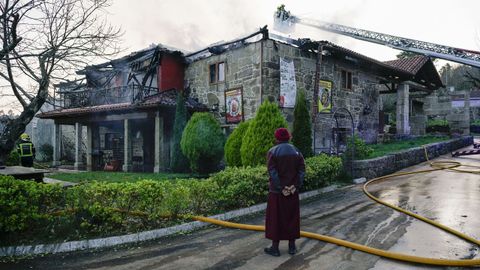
[{"xmin": 273, "ymin": 7, "xmax": 480, "ymax": 68}]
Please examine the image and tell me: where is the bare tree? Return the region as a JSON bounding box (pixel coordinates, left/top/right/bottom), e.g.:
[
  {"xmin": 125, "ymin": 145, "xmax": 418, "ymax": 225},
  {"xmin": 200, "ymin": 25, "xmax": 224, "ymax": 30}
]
[
  {"xmin": 0, "ymin": 0, "xmax": 23, "ymax": 60},
  {"xmin": 0, "ymin": 0, "xmax": 121, "ymax": 164}
]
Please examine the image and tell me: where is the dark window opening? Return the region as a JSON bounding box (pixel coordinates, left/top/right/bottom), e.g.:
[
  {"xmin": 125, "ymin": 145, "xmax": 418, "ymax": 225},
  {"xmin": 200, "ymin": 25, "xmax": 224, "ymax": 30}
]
[
  {"xmin": 105, "ymin": 133, "xmax": 122, "ymax": 150},
  {"xmin": 209, "ymin": 62, "xmax": 225, "ymax": 84},
  {"xmin": 341, "ymin": 70, "xmax": 352, "ymax": 90}
]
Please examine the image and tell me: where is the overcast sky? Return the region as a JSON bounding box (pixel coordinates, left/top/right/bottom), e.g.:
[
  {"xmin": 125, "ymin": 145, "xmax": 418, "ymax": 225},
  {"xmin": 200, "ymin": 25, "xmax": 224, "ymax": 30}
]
[{"xmin": 107, "ymin": 0, "xmax": 480, "ymax": 64}]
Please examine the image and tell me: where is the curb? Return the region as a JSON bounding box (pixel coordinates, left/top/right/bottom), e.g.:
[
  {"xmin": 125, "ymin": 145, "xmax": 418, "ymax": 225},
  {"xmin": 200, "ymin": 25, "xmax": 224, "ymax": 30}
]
[
  {"xmin": 0, "ymin": 185, "xmax": 338, "ymax": 257},
  {"xmin": 42, "ymin": 177, "xmax": 77, "ymax": 187}
]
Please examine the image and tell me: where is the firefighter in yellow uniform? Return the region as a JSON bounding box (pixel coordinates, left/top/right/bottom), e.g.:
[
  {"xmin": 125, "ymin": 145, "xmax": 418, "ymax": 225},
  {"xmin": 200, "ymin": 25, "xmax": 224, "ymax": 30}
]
[{"xmin": 17, "ymin": 133, "xmax": 35, "ymax": 167}]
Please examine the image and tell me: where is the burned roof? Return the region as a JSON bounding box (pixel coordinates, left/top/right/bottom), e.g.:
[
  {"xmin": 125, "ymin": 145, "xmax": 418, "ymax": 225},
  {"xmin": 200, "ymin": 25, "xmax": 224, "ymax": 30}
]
[
  {"xmin": 185, "ymin": 28, "xmax": 410, "ymax": 79},
  {"xmin": 37, "ymin": 89, "xmax": 208, "ymax": 119},
  {"xmin": 186, "ymin": 26, "xmax": 268, "ymax": 62},
  {"xmin": 186, "ymin": 26, "xmax": 443, "ymax": 91},
  {"xmin": 78, "ymin": 44, "xmax": 185, "ymax": 74},
  {"xmin": 272, "ymin": 34, "xmax": 442, "ymax": 91},
  {"xmin": 292, "ymin": 38, "xmax": 413, "ymax": 80}
]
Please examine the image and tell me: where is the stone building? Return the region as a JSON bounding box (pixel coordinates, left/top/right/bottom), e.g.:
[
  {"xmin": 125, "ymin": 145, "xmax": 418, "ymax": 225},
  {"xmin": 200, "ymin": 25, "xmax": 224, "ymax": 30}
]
[
  {"xmin": 185, "ymin": 28, "xmax": 442, "ymax": 152},
  {"xmin": 38, "ymin": 27, "xmax": 443, "ymax": 171}
]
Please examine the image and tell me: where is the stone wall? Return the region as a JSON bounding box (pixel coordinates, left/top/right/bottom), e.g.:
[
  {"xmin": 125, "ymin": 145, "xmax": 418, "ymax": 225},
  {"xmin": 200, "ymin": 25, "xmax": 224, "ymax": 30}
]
[
  {"xmin": 185, "ymin": 41, "xmax": 263, "ymax": 125},
  {"xmin": 424, "ymin": 91, "xmax": 452, "ymax": 117},
  {"xmin": 352, "ymin": 136, "xmax": 473, "ymax": 179},
  {"xmin": 424, "ymin": 90, "xmax": 470, "ymax": 135},
  {"xmin": 410, "ymin": 115, "xmax": 426, "ymax": 135}
]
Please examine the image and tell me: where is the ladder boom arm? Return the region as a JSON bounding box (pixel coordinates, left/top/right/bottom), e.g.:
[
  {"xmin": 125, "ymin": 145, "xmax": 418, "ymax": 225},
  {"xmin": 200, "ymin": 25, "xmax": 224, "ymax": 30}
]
[{"xmin": 275, "ymin": 11, "xmax": 480, "ymax": 68}]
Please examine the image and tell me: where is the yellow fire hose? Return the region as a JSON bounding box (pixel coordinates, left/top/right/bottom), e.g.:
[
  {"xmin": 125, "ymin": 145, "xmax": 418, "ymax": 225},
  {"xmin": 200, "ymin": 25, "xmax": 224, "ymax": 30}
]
[{"xmin": 193, "ymin": 147, "xmax": 480, "ymax": 266}]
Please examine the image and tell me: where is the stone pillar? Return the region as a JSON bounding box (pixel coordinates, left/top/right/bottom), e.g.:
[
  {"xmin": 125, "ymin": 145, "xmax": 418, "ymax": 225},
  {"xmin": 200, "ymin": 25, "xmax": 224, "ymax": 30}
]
[
  {"xmin": 52, "ymin": 123, "xmax": 61, "ymax": 167},
  {"xmin": 464, "ymin": 90, "xmax": 471, "ymax": 135},
  {"xmin": 74, "ymin": 122, "xmax": 83, "ymax": 170},
  {"xmin": 154, "ymin": 113, "xmax": 164, "ymax": 173},
  {"xmin": 122, "ymin": 119, "xmax": 132, "ymax": 172},
  {"xmin": 396, "ymin": 83, "xmax": 410, "ymax": 135},
  {"xmin": 86, "ymin": 124, "xmax": 93, "ymax": 171}
]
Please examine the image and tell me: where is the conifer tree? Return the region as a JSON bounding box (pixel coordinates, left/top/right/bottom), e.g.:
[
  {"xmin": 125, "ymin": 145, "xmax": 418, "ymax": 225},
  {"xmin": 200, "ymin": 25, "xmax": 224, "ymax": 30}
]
[
  {"xmin": 181, "ymin": 113, "xmax": 225, "ymax": 174},
  {"xmin": 240, "ymin": 101, "xmax": 288, "ymax": 166},
  {"xmin": 292, "ymin": 89, "xmax": 313, "ymax": 157},
  {"xmin": 171, "ymin": 91, "xmax": 190, "ymax": 172},
  {"xmin": 224, "ymin": 120, "xmax": 250, "ymax": 167}
]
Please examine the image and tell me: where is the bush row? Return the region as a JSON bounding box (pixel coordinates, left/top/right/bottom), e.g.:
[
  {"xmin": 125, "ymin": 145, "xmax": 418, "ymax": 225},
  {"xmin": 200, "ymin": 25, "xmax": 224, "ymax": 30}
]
[{"xmin": 0, "ymin": 155, "xmax": 342, "ymax": 245}]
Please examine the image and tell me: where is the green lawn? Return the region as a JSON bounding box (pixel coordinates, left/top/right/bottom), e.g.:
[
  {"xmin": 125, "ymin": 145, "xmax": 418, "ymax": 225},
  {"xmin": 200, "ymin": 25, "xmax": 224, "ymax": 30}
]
[
  {"xmin": 47, "ymin": 171, "xmax": 192, "ymax": 183},
  {"xmin": 365, "ymin": 136, "xmax": 450, "ymax": 159}
]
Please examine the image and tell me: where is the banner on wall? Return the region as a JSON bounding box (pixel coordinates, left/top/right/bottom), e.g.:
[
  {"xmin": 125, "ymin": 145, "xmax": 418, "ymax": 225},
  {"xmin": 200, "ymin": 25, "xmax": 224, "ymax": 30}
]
[
  {"xmin": 225, "ymin": 88, "xmax": 243, "ymax": 123},
  {"xmin": 318, "ymin": 80, "xmax": 333, "ymax": 113},
  {"xmin": 279, "ymin": 57, "xmax": 297, "ymax": 108}
]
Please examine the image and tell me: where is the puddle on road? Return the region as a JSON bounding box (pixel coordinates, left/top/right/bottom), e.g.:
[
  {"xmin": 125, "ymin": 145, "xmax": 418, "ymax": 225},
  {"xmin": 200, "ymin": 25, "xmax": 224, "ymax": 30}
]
[
  {"xmin": 367, "ymin": 160, "xmax": 480, "ymax": 270},
  {"xmin": 369, "ymin": 219, "xmax": 479, "ymax": 270}
]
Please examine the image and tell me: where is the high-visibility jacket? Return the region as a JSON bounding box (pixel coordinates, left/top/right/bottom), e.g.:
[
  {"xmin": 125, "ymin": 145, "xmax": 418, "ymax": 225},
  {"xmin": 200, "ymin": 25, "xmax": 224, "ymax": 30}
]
[{"xmin": 17, "ymin": 142, "xmax": 35, "ymax": 157}]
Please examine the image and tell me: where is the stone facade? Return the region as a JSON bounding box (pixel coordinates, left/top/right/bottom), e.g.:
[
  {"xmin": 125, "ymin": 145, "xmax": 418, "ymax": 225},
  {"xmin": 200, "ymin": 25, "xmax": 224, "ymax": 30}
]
[
  {"xmin": 186, "ymin": 42, "xmax": 263, "ymax": 123},
  {"xmin": 186, "ymin": 39, "xmax": 381, "ymax": 152}
]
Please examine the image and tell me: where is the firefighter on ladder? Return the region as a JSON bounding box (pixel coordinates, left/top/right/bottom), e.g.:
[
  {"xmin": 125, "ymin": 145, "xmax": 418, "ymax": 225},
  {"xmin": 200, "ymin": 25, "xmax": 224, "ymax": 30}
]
[{"xmin": 17, "ymin": 133, "xmax": 35, "ymax": 167}]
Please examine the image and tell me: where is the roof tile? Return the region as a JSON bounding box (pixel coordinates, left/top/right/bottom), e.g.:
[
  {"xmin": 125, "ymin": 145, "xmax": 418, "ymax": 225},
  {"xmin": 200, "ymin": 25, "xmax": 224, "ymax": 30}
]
[{"xmin": 383, "ymin": 55, "xmax": 429, "ymax": 74}]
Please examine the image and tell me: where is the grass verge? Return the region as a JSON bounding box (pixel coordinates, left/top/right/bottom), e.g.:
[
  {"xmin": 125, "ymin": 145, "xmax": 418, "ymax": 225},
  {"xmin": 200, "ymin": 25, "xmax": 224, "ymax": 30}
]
[{"xmin": 365, "ymin": 136, "xmax": 449, "ymax": 159}]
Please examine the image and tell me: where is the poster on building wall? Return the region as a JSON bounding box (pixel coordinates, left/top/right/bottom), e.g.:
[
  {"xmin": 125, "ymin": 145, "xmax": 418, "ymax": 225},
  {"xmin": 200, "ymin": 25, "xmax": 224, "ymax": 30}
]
[
  {"xmin": 225, "ymin": 88, "xmax": 243, "ymax": 123},
  {"xmin": 279, "ymin": 57, "xmax": 297, "ymax": 108},
  {"xmin": 318, "ymin": 80, "xmax": 333, "ymax": 113}
]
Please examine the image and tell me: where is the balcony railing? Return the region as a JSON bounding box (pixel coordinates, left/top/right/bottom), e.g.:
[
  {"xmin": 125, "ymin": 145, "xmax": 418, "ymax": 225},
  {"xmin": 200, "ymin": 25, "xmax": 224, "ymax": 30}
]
[{"xmin": 61, "ymin": 85, "xmax": 159, "ymax": 108}]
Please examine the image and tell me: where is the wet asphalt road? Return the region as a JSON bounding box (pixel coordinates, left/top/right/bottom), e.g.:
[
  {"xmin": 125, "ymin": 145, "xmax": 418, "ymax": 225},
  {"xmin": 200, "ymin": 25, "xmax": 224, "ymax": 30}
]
[{"xmin": 2, "ymin": 146, "xmax": 480, "ymax": 270}]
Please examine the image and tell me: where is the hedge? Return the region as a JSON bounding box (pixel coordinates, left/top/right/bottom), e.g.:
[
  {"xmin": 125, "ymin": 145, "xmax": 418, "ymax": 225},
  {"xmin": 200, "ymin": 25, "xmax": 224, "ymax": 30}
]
[
  {"xmin": 307, "ymin": 154, "xmax": 343, "ymax": 189},
  {"xmin": 0, "ymin": 155, "xmax": 342, "ymax": 245}
]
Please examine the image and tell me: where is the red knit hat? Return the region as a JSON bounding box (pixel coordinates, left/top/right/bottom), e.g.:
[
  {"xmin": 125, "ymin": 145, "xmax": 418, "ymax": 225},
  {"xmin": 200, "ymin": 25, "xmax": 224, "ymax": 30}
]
[{"xmin": 274, "ymin": 128, "xmax": 290, "ymax": 141}]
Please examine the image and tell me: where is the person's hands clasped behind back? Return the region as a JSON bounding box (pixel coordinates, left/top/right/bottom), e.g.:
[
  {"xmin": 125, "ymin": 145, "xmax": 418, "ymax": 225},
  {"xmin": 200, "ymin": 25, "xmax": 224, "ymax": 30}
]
[{"xmin": 281, "ymin": 185, "xmax": 296, "ymax": 196}]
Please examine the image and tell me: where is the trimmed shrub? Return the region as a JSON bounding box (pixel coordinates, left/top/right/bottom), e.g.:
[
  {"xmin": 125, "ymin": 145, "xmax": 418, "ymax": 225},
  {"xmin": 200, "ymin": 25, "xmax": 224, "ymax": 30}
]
[
  {"xmin": 181, "ymin": 112, "xmax": 225, "ymax": 174},
  {"xmin": 0, "ymin": 176, "xmax": 64, "ymax": 243},
  {"xmin": 304, "ymin": 154, "xmax": 343, "ymax": 190},
  {"xmin": 471, "ymin": 119, "xmax": 480, "ymax": 133},
  {"xmin": 292, "ymin": 89, "xmax": 313, "ymax": 157},
  {"xmin": 210, "ymin": 166, "xmax": 269, "ymax": 209},
  {"xmin": 6, "ymin": 150, "xmax": 20, "ymax": 166},
  {"xmin": 427, "ymin": 119, "xmax": 449, "ymax": 127},
  {"xmin": 224, "ymin": 120, "xmax": 250, "ymax": 167},
  {"xmin": 427, "ymin": 119, "xmax": 450, "ymax": 133},
  {"xmin": 177, "ymin": 178, "xmax": 219, "ymax": 215},
  {"xmin": 171, "ymin": 91, "xmax": 190, "ymax": 172},
  {"xmin": 471, "ymin": 119, "xmax": 480, "ymax": 126},
  {"xmin": 344, "ymin": 136, "xmax": 373, "ymax": 160},
  {"xmin": 240, "ymin": 101, "xmax": 288, "ymax": 166}
]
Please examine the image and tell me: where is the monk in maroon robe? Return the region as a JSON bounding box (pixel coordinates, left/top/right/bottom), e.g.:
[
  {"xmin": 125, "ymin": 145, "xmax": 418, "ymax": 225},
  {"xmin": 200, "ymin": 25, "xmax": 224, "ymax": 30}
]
[{"xmin": 264, "ymin": 128, "xmax": 305, "ymax": 257}]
